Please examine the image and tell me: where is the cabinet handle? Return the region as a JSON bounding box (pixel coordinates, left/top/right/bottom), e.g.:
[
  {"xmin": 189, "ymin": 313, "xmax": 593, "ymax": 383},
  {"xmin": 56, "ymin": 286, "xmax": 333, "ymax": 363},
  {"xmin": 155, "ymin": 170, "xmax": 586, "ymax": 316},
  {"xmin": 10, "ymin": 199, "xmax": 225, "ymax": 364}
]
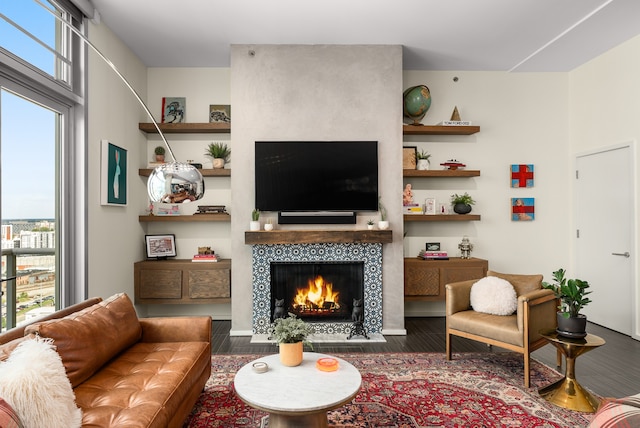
[{"xmin": 611, "ymin": 252, "xmax": 630, "ymax": 258}]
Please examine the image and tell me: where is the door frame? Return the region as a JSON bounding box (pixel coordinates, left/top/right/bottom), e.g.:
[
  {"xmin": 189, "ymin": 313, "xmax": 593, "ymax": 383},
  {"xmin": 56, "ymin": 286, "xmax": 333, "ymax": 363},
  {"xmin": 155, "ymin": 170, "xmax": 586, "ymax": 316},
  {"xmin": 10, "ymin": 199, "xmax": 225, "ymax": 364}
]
[{"xmin": 573, "ymin": 140, "xmax": 639, "ymax": 341}]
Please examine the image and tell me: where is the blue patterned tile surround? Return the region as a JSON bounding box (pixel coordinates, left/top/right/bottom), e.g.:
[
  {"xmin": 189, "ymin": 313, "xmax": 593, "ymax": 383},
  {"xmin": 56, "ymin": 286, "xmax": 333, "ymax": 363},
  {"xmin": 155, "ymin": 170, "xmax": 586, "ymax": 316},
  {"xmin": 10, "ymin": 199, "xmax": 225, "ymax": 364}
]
[{"xmin": 252, "ymin": 243, "xmax": 383, "ymax": 335}]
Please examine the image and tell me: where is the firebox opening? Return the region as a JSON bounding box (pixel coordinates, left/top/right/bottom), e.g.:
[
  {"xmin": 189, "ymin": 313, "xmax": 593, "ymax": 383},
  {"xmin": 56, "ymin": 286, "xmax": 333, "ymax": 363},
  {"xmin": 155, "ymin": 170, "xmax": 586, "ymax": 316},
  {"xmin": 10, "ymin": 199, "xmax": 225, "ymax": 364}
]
[{"xmin": 270, "ymin": 261, "xmax": 364, "ymax": 323}]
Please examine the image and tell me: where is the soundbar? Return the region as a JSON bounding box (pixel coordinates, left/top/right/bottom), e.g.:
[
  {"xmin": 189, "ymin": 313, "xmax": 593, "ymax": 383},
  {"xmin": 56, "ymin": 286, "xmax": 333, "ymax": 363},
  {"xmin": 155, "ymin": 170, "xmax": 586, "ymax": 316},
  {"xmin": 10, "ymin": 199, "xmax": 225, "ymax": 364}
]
[{"xmin": 278, "ymin": 211, "xmax": 357, "ymax": 225}]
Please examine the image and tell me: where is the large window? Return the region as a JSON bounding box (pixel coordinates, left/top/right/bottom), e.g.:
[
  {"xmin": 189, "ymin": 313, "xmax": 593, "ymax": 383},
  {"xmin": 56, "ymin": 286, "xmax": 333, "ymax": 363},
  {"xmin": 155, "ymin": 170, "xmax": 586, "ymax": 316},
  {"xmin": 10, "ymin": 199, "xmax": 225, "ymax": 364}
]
[{"xmin": 0, "ymin": 0, "xmax": 86, "ymax": 330}]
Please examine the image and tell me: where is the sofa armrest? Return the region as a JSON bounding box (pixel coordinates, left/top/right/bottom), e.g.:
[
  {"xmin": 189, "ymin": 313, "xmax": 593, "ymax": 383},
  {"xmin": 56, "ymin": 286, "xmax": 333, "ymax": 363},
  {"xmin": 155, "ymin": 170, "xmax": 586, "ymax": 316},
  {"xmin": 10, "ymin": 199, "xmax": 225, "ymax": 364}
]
[
  {"xmin": 445, "ymin": 279, "xmax": 477, "ymax": 316},
  {"xmin": 516, "ymin": 289, "xmax": 557, "ymax": 335},
  {"xmin": 140, "ymin": 316, "xmax": 212, "ymax": 343}
]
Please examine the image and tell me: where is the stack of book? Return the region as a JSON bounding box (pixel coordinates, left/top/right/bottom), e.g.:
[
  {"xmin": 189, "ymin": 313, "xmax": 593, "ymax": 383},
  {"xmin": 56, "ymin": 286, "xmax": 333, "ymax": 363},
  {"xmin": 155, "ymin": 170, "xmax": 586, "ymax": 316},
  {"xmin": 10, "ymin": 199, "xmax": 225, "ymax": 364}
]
[
  {"xmin": 418, "ymin": 249, "xmax": 449, "ymax": 260},
  {"xmin": 192, "ymin": 253, "xmax": 218, "ymax": 263},
  {"xmin": 404, "ymin": 204, "xmax": 423, "ymax": 215}
]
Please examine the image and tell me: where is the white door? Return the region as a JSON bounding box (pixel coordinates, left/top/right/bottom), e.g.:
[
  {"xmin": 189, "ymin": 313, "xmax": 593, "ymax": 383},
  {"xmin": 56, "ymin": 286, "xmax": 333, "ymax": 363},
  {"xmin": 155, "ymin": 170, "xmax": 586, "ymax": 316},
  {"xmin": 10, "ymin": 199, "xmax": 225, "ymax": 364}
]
[{"xmin": 575, "ymin": 143, "xmax": 636, "ymax": 338}]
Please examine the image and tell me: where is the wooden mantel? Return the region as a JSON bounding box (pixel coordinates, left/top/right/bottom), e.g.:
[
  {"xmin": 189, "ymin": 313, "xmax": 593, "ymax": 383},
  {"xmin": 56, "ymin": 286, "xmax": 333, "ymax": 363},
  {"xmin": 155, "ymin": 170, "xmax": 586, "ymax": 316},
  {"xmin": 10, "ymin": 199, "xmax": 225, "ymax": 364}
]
[{"xmin": 244, "ymin": 229, "xmax": 393, "ymax": 245}]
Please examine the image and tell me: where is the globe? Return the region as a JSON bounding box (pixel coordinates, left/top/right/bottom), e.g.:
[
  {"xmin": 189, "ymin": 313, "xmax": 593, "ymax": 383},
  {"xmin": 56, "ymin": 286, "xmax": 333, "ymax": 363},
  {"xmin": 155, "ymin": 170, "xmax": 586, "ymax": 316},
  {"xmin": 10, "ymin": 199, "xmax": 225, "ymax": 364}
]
[{"xmin": 403, "ymin": 85, "xmax": 431, "ymax": 125}]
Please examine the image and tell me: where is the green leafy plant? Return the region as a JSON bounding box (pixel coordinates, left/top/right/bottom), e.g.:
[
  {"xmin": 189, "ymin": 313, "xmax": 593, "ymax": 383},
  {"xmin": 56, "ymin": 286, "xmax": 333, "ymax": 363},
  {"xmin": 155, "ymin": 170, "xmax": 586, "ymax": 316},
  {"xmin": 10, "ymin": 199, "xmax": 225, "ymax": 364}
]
[
  {"xmin": 367, "ymin": 219, "xmax": 374, "ymax": 226},
  {"xmin": 450, "ymin": 192, "xmax": 475, "ymax": 206},
  {"xmin": 415, "ymin": 149, "xmax": 431, "ymax": 164},
  {"xmin": 154, "ymin": 146, "xmax": 166, "ymax": 155},
  {"xmin": 251, "ymin": 209, "xmax": 260, "ymax": 221},
  {"xmin": 542, "ymin": 268, "xmax": 592, "ymax": 318},
  {"xmin": 205, "ymin": 142, "xmax": 231, "ymax": 161},
  {"xmin": 378, "ymin": 197, "xmax": 387, "ymax": 221},
  {"xmin": 271, "ymin": 313, "xmax": 314, "ymax": 347}
]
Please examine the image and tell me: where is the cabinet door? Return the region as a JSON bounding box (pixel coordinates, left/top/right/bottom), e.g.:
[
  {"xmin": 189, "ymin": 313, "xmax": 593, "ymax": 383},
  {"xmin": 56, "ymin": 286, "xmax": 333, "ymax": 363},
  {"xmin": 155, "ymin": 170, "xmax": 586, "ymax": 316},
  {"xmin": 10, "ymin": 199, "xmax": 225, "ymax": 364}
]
[
  {"xmin": 440, "ymin": 266, "xmax": 486, "ymax": 286},
  {"xmin": 139, "ymin": 269, "xmax": 182, "ymax": 299},
  {"xmin": 188, "ymin": 269, "xmax": 231, "ymax": 299},
  {"xmin": 404, "ymin": 261, "xmax": 440, "ymax": 297}
]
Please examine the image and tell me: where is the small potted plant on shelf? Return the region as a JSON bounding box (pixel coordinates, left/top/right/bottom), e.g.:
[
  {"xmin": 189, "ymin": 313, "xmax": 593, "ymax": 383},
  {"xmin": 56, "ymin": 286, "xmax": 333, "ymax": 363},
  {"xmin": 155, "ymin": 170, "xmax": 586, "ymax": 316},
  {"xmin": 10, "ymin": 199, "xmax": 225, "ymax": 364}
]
[
  {"xmin": 264, "ymin": 217, "xmax": 274, "ymax": 231},
  {"xmin": 271, "ymin": 313, "xmax": 314, "ymax": 366},
  {"xmin": 154, "ymin": 146, "xmax": 165, "ymax": 162},
  {"xmin": 450, "ymin": 192, "xmax": 475, "ymax": 214},
  {"xmin": 250, "ymin": 209, "xmax": 260, "ymax": 231},
  {"xmin": 377, "ymin": 197, "xmax": 389, "ymax": 230},
  {"xmin": 205, "ymin": 142, "xmax": 231, "ymax": 169},
  {"xmin": 415, "ymin": 149, "xmax": 431, "ymax": 170},
  {"xmin": 367, "ymin": 219, "xmax": 374, "ymax": 230},
  {"xmin": 542, "ymin": 268, "xmax": 592, "ymax": 338}
]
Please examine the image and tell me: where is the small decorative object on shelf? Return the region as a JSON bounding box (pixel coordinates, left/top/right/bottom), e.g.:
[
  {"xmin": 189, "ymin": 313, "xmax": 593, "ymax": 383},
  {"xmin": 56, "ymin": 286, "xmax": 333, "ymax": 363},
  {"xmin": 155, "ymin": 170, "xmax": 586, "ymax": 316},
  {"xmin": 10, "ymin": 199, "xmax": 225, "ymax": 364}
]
[
  {"xmin": 209, "ymin": 104, "xmax": 231, "ymax": 123},
  {"xmin": 451, "ymin": 192, "xmax": 475, "ymax": 214},
  {"xmin": 440, "ymin": 159, "xmax": 466, "ymax": 170},
  {"xmin": 367, "ymin": 219, "xmax": 374, "ymax": 230},
  {"xmin": 250, "ymin": 209, "xmax": 260, "ymax": 231},
  {"xmin": 154, "ymin": 146, "xmax": 165, "ymax": 162},
  {"xmin": 542, "ymin": 268, "xmax": 592, "ymax": 339},
  {"xmin": 415, "ymin": 149, "xmax": 431, "ymax": 170},
  {"xmin": 161, "ymin": 97, "xmax": 185, "ymax": 123},
  {"xmin": 418, "ymin": 249, "xmax": 449, "ymax": 260},
  {"xmin": 378, "ymin": 197, "xmax": 389, "ymax": 230},
  {"xmin": 458, "ymin": 235, "xmax": 473, "ymax": 259},
  {"xmin": 437, "ymin": 106, "xmax": 473, "ymax": 126},
  {"xmin": 157, "ymin": 205, "xmax": 180, "ymax": 216},
  {"xmin": 205, "ymin": 142, "xmax": 231, "ymax": 169},
  {"xmin": 403, "ymin": 184, "xmax": 414, "ymax": 206},
  {"xmin": 195, "ymin": 205, "xmax": 227, "ymax": 214},
  {"xmin": 403, "ymin": 85, "xmax": 431, "ymax": 125},
  {"xmin": 264, "ymin": 218, "xmax": 274, "ymax": 231}
]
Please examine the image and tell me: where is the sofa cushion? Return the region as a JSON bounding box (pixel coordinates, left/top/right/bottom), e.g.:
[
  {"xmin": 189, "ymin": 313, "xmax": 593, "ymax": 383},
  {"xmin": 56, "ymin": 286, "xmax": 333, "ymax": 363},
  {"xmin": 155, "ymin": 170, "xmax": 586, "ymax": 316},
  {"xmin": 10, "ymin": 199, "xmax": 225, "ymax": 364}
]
[
  {"xmin": 488, "ymin": 271, "xmax": 543, "ymax": 296},
  {"xmin": 0, "ymin": 337, "xmax": 82, "ymax": 428},
  {"xmin": 470, "ymin": 276, "xmax": 518, "ymax": 315},
  {"xmin": 25, "ymin": 293, "xmax": 142, "ymax": 388},
  {"xmin": 589, "ymin": 393, "xmax": 640, "ymax": 427}
]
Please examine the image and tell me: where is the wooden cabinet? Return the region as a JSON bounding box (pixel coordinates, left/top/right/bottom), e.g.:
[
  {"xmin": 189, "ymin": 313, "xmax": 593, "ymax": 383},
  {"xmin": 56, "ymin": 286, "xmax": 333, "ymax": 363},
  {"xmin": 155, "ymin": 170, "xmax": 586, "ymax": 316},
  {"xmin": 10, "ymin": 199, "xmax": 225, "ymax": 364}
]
[
  {"xmin": 404, "ymin": 257, "xmax": 488, "ymax": 301},
  {"xmin": 134, "ymin": 259, "xmax": 231, "ymax": 304}
]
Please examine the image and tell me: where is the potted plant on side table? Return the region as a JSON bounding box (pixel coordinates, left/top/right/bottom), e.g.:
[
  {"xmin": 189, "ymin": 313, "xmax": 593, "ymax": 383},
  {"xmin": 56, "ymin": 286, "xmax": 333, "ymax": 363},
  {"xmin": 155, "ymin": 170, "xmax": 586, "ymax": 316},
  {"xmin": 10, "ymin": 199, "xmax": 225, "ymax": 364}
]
[
  {"xmin": 271, "ymin": 313, "xmax": 314, "ymax": 366},
  {"xmin": 542, "ymin": 268, "xmax": 592, "ymax": 338}
]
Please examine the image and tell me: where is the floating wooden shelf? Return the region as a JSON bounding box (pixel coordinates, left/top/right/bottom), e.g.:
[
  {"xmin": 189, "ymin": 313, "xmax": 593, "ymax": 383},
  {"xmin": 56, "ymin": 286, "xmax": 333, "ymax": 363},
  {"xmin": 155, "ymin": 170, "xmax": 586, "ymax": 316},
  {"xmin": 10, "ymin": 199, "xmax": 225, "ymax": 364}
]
[
  {"xmin": 138, "ymin": 122, "xmax": 230, "ymax": 134},
  {"xmin": 244, "ymin": 229, "xmax": 393, "ymax": 245},
  {"xmin": 404, "ymin": 214, "xmax": 480, "ymax": 222},
  {"xmin": 139, "ymin": 213, "xmax": 231, "ymax": 222},
  {"xmin": 138, "ymin": 168, "xmax": 230, "ymax": 177},
  {"xmin": 403, "ymin": 169, "xmax": 480, "ymax": 177},
  {"xmin": 403, "ymin": 124, "xmax": 480, "ymax": 135}
]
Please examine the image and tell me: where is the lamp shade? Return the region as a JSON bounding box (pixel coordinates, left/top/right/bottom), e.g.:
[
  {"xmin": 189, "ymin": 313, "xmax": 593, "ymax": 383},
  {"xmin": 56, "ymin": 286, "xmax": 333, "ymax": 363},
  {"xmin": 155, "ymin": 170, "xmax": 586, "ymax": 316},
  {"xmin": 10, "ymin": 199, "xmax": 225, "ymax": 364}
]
[{"xmin": 147, "ymin": 162, "xmax": 205, "ymax": 203}]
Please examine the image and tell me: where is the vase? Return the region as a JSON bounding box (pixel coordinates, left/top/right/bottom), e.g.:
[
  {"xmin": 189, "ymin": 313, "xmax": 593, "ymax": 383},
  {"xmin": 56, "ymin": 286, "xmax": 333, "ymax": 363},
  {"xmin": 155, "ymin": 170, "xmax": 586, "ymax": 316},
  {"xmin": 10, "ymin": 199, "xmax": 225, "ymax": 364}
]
[
  {"xmin": 249, "ymin": 221, "xmax": 260, "ymax": 231},
  {"xmin": 212, "ymin": 158, "xmax": 225, "ymax": 169},
  {"xmin": 416, "ymin": 159, "xmax": 429, "ymax": 170},
  {"xmin": 279, "ymin": 342, "xmax": 303, "ymax": 366},
  {"xmin": 453, "ymin": 203, "xmax": 472, "ymax": 214},
  {"xmin": 367, "ymin": 224, "xmax": 374, "ymax": 230},
  {"xmin": 264, "ymin": 223, "xmax": 274, "ymax": 231},
  {"xmin": 556, "ymin": 312, "xmax": 588, "ymax": 339},
  {"xmin": 378, "ymin": 220, "xmax": 389, "ymax": 230}
]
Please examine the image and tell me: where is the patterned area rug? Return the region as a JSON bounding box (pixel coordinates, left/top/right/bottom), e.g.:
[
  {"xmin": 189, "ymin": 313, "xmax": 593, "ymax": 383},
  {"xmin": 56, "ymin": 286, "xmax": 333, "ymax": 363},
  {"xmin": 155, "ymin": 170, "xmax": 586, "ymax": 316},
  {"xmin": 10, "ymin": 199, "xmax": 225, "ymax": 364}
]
[{"xmin": 184, "ymin": 352, "xmax": 595, "ymax": 427}]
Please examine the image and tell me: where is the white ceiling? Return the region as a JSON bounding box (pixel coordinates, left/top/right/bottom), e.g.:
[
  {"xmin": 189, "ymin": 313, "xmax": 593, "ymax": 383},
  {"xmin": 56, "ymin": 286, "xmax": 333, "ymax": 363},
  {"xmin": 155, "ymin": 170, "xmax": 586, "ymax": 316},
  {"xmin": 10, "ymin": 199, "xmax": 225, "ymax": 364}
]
[{"xmin": 88, "ymin": 0, "xmax": 640, "ymax": 72}]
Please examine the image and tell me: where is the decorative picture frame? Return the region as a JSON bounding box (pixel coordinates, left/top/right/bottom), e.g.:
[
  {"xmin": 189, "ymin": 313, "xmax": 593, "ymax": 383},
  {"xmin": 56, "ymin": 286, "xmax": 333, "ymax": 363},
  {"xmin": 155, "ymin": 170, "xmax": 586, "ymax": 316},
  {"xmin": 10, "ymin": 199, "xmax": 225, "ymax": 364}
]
[
  {"xmin": 209, "ymin": 104, "xmax": 231, "ymax": 123},
  {"xmin": 161, "ymin": 97, "xmax": 186, "ymax": 123},
  {"xmin": 511, "ymin": 164, "xmax": 534, "ymax": 188},
  {"xmin": 512, "ymin": 197, "xmax": 535, "ymax": 221},
  {"xmin": 424, "ymin": 198, "xmax": 436, "ymax": 215},
  {"xmin": 100, "ymin": 140, "xmax": 127, "ymax": 206},
  {"xmin": 145, "ymin": 234, "xmax": 177, "ymax": 258},
  {"xmin": 426, "ymin": 242, "xmax": 441, "ymax": 251},
  {"xmin": 403, "ymin": 146, "xmax": 417, "ymax": 170}
]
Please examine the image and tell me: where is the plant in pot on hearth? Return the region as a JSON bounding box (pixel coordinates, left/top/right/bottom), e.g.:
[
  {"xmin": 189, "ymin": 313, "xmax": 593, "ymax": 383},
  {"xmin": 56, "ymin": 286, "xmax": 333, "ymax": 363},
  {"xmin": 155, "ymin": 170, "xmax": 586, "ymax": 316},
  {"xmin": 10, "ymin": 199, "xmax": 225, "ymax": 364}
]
[
  {"xmin": 450, "ymin": 192, "xmax": 475, "ymax": 214},
  {"xmin": 542, "ymin": 268, "xmax": 592, "ymax": 338},
  {"xmin": 271, "ymin": 313, "xmax": 314, "ymax": 366},
  {"xmin": 250, "ymin": 209, "xmax": 260, "ymax": 231},
  {"xmin": 154, "ymin": 146, "xmax": 165, "ymax": 162},
  {"xmin": 378, "ymin": 197, "xmax": 389, "ymax": 230},
  {"xmin": 205, "ymin": 142, "xmax": 231, "ymax": 169},
  {"xmin": 415, "ymin": 149, "xmax": 431, "ymax": 170}
]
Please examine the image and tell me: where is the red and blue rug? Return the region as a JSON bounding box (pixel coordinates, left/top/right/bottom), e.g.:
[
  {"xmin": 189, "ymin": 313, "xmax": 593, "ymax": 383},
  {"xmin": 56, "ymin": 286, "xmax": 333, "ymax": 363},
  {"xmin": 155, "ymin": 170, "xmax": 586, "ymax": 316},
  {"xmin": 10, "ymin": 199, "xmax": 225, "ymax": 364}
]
[{"xmin": 184, "ymin": 352, "xmax": 594, "ymax": 427}]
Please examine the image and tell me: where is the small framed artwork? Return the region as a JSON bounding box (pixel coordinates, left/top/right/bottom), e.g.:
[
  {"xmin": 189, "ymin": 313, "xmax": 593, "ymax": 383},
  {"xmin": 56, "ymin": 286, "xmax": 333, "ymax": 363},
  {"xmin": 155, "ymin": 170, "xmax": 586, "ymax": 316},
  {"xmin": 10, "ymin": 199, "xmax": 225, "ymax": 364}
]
[
  {"xmin": 100, "ymin": 140, "xmax": 127, "ymax": 206},
  {"xmin": 145, "ymin": 234, "xmax": 177, "ymax": 259},
  {"xmin": 403, "ymin": 146, "xmax": 417, "ymax": 170},
  {"xmin": 209, "ymin": 104, "xmax": 231, "ymax": 123},
  {"xmin": 426, "ymin": 242, "xmax": 441, "ymax": 251},
  {"xmin": 161, "ymin": 97, "xmax": 186, "ymax": 123},
  {"xmin": 424, "ymin": 198, "xmax": 436, "ymax": 215},
  {"xmin": 511, "ymin": 164, "xmax": 534, "ymax": 188},
  {"xmin": 512, "ymin": 198, "xmax": 535, "ymax": 221}
]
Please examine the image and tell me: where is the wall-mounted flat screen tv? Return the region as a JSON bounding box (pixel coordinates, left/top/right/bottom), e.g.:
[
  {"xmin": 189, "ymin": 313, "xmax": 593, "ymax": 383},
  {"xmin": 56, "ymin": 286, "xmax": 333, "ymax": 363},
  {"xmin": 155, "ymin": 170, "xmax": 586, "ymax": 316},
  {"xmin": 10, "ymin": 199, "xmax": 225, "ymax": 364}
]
[{"xmin": 255, "ymin": 141, "xmax": 378, "ymax": 213}]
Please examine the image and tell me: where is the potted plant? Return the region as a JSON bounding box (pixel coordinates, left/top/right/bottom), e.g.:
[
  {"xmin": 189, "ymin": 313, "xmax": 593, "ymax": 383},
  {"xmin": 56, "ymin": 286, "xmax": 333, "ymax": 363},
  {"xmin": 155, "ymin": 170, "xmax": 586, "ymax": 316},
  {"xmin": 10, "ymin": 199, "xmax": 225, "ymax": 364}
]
[
  {"xmin": 542, "ymin": 268, "xmax": 592, "ymax": 338},
  {"xmin": 367, "ymin": 219, "xmax": 374, "ymax": 230},
  {"xmin": 271, "ymin": 313, "xmax": 314, "ymax": 366},
  {"xmin": 451, "ymin": 192, "xmax": 475, "ymax": 214},
  {"xmin": 264, "ymin": 217, "xmax": 274, "ymax": 231},
  {"xmin": 250, "ymin": 209, "xmax": 260, "ymax": 231},
  {"xmin": 415, "ymin": 149, "xmax": 431, "ymax": 170},
  {"xmin": 154, "ymin": 146, "xmax": 165, "ymax": 162},
  {"xmin": 378, "ymin": 197, "xmax": 389, "ymax": 230},
  {"xmin": 205, "ymin": 142, "xmax": 231, "ymax": 169}
]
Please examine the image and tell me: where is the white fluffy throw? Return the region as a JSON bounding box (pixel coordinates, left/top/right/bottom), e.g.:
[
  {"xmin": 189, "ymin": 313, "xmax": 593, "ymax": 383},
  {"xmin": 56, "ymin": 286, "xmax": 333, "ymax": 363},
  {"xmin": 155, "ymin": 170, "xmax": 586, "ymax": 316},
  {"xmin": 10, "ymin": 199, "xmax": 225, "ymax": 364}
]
[
  {"xmin": 470, "ymin": 276, "xmax": 518, "ymax": 316},
  {"xmin": 0, "ymin": 337, "xmax": 82, "ymax": 428}
]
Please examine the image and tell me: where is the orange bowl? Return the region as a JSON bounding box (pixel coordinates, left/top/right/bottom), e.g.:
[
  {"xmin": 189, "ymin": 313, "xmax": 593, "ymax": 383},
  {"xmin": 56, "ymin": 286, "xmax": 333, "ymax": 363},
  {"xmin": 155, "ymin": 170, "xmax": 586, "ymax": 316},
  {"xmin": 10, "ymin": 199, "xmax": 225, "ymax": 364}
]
[{"xmin": 316, "ymin": 357, "xmax": 339, "ymax": 372}]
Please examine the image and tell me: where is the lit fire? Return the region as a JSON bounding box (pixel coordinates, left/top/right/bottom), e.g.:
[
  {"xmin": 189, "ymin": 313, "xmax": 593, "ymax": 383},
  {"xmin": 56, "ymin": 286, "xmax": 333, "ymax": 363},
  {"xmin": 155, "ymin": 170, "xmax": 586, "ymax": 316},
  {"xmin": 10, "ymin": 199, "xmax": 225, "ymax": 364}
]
[{"xmin": 293, "ymin": 275, "xmax": 341, "ymax": 312}]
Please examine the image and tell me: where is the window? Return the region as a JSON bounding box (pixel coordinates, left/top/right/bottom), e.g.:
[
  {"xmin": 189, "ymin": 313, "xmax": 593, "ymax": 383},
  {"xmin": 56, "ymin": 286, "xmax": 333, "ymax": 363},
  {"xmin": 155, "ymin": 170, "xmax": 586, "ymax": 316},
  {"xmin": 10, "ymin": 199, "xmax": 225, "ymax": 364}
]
[{"xmin": 0, "ymin": 0, "xmax": 86, "ymax": 330}]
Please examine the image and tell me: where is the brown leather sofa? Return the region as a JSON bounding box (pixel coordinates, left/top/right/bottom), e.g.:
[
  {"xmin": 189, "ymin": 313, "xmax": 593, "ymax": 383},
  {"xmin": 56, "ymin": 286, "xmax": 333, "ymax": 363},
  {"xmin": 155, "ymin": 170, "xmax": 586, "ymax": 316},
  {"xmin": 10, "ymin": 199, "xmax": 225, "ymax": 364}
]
[{"xmin": 0, "ymin": 293, "xmax": 211, "ymax": 428}]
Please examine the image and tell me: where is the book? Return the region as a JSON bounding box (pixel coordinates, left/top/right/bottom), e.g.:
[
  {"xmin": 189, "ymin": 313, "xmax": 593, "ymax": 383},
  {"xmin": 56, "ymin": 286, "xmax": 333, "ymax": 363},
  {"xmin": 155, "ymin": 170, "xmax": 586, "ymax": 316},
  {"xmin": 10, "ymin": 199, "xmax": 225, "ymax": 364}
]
[
  {"xmin": 192, "ymin": 254, "xmax": 218, "ymax": 262},
  {"xmin": 403, "ymin": 204, "xmax": 423, "ymax": 214},
  {"xmin": 436, "ymin": 120, "xmax": 473, "ymax": 126},
  {"xmin": 418, "ymin": 250, "xmax": 449, "ymax": 260}
]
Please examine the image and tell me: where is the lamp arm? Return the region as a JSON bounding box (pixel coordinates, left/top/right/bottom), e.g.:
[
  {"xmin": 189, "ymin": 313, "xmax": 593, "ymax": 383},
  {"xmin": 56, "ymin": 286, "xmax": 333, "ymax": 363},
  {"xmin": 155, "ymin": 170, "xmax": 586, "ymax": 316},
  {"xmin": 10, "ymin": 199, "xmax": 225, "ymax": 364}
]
[{"xmin": 40, "ymin": 2, "xmax": 176, "ymax": 161}]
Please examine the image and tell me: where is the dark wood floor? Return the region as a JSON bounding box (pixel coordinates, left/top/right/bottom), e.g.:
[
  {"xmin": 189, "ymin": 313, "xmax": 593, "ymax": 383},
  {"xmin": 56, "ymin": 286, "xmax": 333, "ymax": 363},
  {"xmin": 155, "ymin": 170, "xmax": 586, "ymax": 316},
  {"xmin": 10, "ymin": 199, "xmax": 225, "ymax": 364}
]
[{"xmin": 212, "ymin": 317, "xmax": 640, "ymax": 398}]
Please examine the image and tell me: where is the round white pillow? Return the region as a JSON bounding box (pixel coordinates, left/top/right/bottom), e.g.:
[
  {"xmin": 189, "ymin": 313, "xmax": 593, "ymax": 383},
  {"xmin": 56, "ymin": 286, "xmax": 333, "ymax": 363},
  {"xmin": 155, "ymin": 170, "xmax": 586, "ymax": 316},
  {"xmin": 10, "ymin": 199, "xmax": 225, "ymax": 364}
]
[{"xmin": 470, "ymin": 276, "xmax": 518, "ymax": 316}]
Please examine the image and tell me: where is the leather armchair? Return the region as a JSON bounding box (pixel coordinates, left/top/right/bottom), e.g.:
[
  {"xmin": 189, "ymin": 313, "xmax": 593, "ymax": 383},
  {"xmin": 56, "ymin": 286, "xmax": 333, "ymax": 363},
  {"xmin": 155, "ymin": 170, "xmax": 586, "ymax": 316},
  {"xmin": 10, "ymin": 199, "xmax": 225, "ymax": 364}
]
[{"xmin": 446, "ymin": 270, "xmax": 559, "ymax": 388}]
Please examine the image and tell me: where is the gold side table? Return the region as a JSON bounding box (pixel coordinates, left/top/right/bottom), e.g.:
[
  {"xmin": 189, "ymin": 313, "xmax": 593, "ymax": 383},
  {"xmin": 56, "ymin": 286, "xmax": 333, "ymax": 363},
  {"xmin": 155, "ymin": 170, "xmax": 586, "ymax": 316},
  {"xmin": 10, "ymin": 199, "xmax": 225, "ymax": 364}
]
[{"xmin": 538, "ymin": 329, "xmax": 605, "ymax": 413}]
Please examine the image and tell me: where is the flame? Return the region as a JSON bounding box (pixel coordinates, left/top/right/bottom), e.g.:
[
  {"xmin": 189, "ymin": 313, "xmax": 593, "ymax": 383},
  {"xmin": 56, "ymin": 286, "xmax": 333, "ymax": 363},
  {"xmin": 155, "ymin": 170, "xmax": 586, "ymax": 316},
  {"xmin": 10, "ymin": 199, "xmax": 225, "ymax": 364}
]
[{"xmin": 293, "ymin": 275, "xmax": 340, "ymax": 310}]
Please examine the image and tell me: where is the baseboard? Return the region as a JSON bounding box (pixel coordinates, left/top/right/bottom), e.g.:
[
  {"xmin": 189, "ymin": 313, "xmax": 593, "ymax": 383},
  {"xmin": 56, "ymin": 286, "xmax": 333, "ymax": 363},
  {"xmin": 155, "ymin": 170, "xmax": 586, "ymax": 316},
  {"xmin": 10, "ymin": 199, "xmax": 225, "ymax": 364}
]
[
  {"xmin": 229, "ymin": 329, "xmax": 253, "ymax": 337},
  {"xmin": 382, "ymin": 328, "xmax": 407, "ymax": 336}
]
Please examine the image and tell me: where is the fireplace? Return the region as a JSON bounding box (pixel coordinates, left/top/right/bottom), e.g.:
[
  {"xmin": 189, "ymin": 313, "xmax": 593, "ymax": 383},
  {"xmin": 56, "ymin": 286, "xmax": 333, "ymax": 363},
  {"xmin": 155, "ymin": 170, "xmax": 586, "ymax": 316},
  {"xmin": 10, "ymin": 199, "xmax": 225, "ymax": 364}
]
[{"xmin": 270, "ymin": 261, "xmax": 364, "ymax": 323}]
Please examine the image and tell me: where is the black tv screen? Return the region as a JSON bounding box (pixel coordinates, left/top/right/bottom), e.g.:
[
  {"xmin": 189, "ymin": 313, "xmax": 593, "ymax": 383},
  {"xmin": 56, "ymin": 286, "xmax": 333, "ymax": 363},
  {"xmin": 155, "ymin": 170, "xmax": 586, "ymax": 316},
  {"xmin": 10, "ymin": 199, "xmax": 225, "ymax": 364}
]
[{"xmin": 255, "ymin": 141, "xmax": 378, "ymax": 212}]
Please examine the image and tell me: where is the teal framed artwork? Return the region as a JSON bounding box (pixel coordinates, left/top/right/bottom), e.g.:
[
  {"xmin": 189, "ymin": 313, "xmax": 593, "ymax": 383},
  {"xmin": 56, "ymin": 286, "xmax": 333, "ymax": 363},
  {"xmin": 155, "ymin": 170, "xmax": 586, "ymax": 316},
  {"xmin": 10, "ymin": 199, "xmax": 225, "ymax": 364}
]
[
  {"xmin": 101, "ymin": 140, "xmax": 127, "ymax": 206},
  {"xmin": 512, "ymin": 197, "xmax": 534, "ymax": 221}
]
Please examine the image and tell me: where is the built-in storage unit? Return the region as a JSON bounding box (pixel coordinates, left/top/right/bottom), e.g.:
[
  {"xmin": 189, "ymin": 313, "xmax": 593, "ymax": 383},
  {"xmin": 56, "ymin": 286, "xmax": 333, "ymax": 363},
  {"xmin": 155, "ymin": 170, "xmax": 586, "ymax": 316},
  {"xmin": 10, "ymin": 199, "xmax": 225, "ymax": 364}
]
[
  {"xmin": 134, "ymin": 259, "xmax": 231, "ymax": 304},
  {"xmin": 404, "ymin": 257, "xmax": 488, "ymax": 301}
]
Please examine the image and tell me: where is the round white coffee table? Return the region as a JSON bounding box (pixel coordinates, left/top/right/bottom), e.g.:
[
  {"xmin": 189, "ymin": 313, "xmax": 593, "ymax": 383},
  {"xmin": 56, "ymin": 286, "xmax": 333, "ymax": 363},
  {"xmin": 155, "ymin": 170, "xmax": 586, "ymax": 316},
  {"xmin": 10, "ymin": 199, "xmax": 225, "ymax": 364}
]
[{"xmin": 234, "ymin": 352, "xmax": 361, "ymax": 428}]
